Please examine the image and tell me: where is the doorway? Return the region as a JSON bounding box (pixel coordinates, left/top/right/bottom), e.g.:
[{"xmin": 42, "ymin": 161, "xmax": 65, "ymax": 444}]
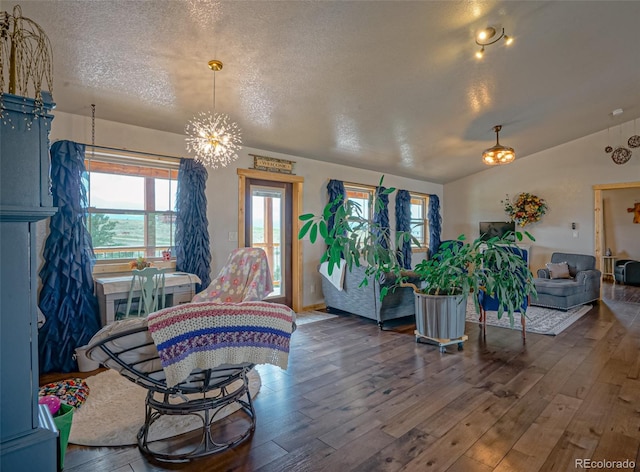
[
  {"xmin": 593, "ymin": 181, "xmax": 640, "ymax": 269},
  {"xmin": 237, "ymin": 169, "xmax": 304, "ymax": 311}
]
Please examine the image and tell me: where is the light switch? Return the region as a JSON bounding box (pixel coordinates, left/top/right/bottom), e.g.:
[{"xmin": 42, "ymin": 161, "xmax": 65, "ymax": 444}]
[
  {"xmin": 229, "ymin": 231, "xmax": 238, "ymax": 241},
  {"xmin": 573, "ymin": 230, "xmax": 579, "ymax": 238}
]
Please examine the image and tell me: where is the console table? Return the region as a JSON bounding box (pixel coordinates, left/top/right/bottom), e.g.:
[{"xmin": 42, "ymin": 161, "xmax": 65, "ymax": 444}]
[{"xmin": 95, "ymin": 272, "xmax": 201, "ymax": 326}]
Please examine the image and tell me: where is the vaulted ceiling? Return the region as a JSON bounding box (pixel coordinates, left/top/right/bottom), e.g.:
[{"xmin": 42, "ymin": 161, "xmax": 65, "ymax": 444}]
[{"xmin": 12, "ymin": 1, "xmax": 640, "ymax": 183}]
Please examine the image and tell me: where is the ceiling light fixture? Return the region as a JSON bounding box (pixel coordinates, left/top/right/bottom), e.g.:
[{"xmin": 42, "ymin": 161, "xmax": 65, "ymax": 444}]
[
  {"xmin": 475, "ymin": 26, "xmax": 512, "ymax": 59},
  {"xmin": 482, "ymin": 125, "xmax": 515, "ymax": 165},
  {"xmin": 185, "ymin": 60, "xmax": 242, "ymax": 168}
]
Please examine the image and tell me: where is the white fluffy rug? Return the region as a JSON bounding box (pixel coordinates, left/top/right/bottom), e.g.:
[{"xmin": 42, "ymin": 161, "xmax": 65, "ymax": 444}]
[
  {"xmin": 69, "ymin": 368, "xmax": 260, "ymax": 446},
  {"xmin": 466, "ymin": 300, "xmax": 592, "ymax": 335}
]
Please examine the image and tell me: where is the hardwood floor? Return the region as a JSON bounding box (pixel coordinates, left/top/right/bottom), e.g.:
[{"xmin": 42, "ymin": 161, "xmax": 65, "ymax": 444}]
[{"xmin": 52, "ymin": 283, "xmax": 640, "ymax": 471}]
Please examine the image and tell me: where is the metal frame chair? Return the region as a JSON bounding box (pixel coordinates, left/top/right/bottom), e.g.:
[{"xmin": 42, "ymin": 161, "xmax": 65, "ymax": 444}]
[{"xmin": 87, "ymin": 323, "xmax": 256, "ymax": 463}]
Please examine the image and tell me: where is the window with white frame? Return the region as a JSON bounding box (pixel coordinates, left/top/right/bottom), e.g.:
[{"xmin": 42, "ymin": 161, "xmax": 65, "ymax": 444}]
[
  {"xmin": 409, "ymin": 193, "xmax": 430, "ymax": 250},
  {"xmin": 84, "ymin": 153, "xmax": 179, "ymax": 263}
]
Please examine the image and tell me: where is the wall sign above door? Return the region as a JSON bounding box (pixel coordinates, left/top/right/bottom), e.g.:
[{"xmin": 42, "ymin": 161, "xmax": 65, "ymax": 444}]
[{"xmin": 251, "ymin": 154, "xmax": 296, "ymax": 174}]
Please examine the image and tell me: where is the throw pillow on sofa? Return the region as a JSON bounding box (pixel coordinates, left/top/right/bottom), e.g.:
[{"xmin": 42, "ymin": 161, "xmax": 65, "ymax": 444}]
[{"xmin": 546, "ymin": 261, "xmax": 571, "ymax": 279}]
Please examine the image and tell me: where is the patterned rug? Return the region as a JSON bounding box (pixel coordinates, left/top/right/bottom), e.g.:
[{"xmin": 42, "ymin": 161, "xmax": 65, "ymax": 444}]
[
  {"xmin": 465, "ymin": 299, "xmax": 592, "ymax": 336},
  {"xmin": 296, "ymin": 310, "xmax": 338, "ymax": 325}
]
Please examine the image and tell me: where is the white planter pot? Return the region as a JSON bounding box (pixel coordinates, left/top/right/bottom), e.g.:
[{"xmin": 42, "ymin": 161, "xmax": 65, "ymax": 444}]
[
  {"xmin": 75, "ymin": 345, "xmax": 100, "ymax": 372},
  {"xmin": 414, "ymin": 292, "xmax": 467, "ymax": 340}
]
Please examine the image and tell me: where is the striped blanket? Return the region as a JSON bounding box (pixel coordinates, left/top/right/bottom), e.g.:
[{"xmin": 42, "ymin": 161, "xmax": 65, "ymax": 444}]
[{"xmin": 147, "ymin": 301, "xmax": 295, "ymax": 387}]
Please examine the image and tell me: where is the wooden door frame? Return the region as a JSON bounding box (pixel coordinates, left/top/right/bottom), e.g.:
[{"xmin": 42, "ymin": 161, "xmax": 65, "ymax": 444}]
[
  {"xmin": 593, "ymin": 181, "xmax": 640, "ymax": 269},
  {"xmin": 238, "ymin": 168, "xmax": 304, "ymax": 312}
]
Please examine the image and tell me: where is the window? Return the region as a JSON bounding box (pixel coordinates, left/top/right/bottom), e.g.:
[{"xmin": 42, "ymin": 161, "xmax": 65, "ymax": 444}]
[
  {"xmin": 409, "ymin": 193, "xmax": 430, "ymax": 250},
  {"xmin": 84, "ymin": 154, "xmax": 179, "ymax": 263},
  {"xmin": 344, "ymin": 184, "xmax": 375, "ymax": 240}
]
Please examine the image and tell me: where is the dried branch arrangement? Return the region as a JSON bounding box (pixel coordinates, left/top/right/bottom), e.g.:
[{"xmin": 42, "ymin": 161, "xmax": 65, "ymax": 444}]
[{"xmin": 1, "ymin": 4, "xmax": 53, "ymax": 99}]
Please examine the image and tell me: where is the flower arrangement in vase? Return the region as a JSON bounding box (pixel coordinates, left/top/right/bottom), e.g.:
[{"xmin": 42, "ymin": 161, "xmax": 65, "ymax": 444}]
[{"xmin": 129, "ymin": 257, "xmax": 152, "ymax": 270}]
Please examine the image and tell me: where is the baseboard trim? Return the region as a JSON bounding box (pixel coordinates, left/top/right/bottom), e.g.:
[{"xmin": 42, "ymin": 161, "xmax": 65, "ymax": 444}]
[{"xmin": 300, "ymin": 303, "xmax": 326, "ymax": 312}]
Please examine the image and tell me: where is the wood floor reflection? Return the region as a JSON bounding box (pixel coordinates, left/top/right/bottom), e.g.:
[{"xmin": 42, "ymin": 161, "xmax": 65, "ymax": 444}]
[{"xmin": 55, "ymin": 282, "xmax": 640, "ymax": 471}]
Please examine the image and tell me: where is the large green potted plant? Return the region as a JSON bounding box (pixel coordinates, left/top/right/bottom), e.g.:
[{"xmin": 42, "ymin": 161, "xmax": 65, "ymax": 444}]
[
  {"xmin": 299, "ymin": 178, "xmax": 536, "ymax": 335},
  {"xmin": 406, "ymin": 234, "xmax": 535, "ymax": 342},
  {"xmin": 298, "ymin": 177, "xmax": 411, "ymax": 297}
]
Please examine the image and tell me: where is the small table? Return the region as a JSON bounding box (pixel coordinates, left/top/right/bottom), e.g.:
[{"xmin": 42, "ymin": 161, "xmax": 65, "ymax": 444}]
[
  {"xmin": 602, "ymin": 256, "xmax": 616, "ymax": 282},
  {"xmin": 95, "ymin": 272, "xmax": 201, "ymax": 326}
]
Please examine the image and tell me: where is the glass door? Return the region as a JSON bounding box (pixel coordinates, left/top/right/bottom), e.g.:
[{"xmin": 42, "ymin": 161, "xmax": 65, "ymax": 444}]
[{"xmin": 245, "ymin": 179, "xmax": 292, "ymax": 307}]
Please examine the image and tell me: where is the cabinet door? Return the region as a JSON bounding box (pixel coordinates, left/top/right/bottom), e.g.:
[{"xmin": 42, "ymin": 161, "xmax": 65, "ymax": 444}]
[
  {"xmin": 0, "ymin": 222, "xmax": 37, "ymax": 439},
  {"xmin": 0, "ymin": 94, "xmax": 55, "ymax": 209}
]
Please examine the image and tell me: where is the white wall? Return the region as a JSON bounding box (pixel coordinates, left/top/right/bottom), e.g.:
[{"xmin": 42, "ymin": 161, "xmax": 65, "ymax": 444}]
[
  {"xmin": 603, "ymin": 188, "xmax": 640, "ymax": 260},
  {"xmin": 48, "ymin": 111, "xmax": 443, "ymax": 309},
  {"xmin": 443, "ymin": 118, "xmax": 640, "ymax": 272}
]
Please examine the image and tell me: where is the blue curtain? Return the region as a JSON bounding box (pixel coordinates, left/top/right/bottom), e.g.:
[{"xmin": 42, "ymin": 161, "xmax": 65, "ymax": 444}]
[
  {"xmin": 372, "ymin": 186, "xmax": 390, "ymax": 249},
  {"xmin": 395, "ymin": 189, "xmax": 412, "ymax": 268},
  {"xmin": 38, "ymin": 141, "xmax": 101, "ymax": 373},
  {"xmin": 175, "ymin": 158, "xmax": 211, "ymax": 293},
  {"xmin": 428, "ymin": 194, "xmax": 442, "ymax": 257},
  {"xmin": 326, "ymin": 179, "xmax": 345, "ymax": 235}
]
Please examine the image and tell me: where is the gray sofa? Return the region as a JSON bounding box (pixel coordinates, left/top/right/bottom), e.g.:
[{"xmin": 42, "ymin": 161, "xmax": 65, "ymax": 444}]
[
  {"xmin": 531, "ymin": 252, "xmax": 601, "ymax": 310},
  {"xmin": 614, "ymin": 259, "xmax": 640, "ymax": 286},
  {"xmin": 320, "ymin": 264, "xmax": 420, "ymax": 328}
]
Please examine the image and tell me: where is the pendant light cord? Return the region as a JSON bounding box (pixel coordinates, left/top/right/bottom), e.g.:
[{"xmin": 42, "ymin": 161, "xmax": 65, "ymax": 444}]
[{"xmin": 212, "ymin": 69, "xmax": 216, "ymax": 116}]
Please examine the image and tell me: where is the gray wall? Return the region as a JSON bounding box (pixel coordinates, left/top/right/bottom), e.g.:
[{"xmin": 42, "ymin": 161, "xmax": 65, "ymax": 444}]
[{"xmin": 443, "ymin": 118, "xmax": 640, "ymax": 273}]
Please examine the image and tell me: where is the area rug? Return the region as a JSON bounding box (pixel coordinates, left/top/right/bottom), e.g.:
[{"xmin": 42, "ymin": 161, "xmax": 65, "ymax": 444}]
[
  {"xmin": 465, "ymin": 300, "xmax": 592, "ymax": 336},
  {"xmin": 68, "ymin": 368, "xmax": 260, "ymax": 446},
  {"xmin": 295, "ymin": 310, "xmax": 338, "ymax": 325}
]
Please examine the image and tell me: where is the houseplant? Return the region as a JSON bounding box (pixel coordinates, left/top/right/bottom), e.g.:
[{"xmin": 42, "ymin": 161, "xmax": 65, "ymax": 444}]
[
  {"xmin": 407, "ymin": 233, "xmax": 536, "ymax": 337},
  {"xmin": 298, "ymin": 177, "xmax": 415, "ymax": 299},
  {"xmin": 299, "ymin": 178, "xmax": 536, "ymax": 329}
]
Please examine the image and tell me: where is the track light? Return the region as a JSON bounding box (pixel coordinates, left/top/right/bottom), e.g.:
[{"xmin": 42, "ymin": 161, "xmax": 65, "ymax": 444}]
[{"xmin": 475, "ymin": 26, "xmax": 513, "ymax": 59}]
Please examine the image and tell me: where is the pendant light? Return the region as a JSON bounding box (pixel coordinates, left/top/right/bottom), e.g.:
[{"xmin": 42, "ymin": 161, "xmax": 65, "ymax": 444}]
[
  {"xmin": 185, "ymin": 60, "xmax": 242, "ymax": 168},
  {"xmin": 482, "ymin": 125, "xmax": 515, "ymax": 165}
]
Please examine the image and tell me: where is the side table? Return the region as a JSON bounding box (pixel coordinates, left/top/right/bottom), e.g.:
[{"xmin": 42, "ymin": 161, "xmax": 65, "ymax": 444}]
[{"xmin": 602, "ymin": 256, "xmax": 616, "ymax": 282}]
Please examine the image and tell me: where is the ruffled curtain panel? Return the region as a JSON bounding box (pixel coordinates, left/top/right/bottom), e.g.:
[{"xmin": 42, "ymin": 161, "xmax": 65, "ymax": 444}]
[
  {"xmin": 372, "ymin": 186, "xmax": 390, "ymax": 250},
  {"xmin": 38, "ymin": 140, "xmax": 101, "ymax": 373},
  {"xmin": 326, "ymin": 179, "xmax": 345, "ymax": 235},
  {"xmin": 175, "ymin": 158, "xmax": 211, "ymax": 293},
  {"xmin": 395, "ymin": 189, "xmax": 412, "ymax": 269},
  {"xmin": 428, "ymin": 194, "xmax": 442, "ymax": 257}
]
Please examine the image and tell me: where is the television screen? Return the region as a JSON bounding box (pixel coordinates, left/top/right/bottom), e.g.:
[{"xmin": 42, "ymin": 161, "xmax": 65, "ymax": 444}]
[{"xmin": 479, "ymin": 221, "xmax": 515, "ymax": 241}]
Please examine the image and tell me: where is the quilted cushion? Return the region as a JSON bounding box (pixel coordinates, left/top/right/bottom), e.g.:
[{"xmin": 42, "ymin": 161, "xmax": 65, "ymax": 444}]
[{"xmin": 534, "ymin": 278, "xmax": 583, "ymax": 296}]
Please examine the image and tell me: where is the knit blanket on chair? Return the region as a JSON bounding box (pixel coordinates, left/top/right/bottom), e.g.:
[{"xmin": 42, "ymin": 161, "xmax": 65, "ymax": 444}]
[{"xmin": 147, "ymin": 301, "xmax": 294, "ymax": 387}]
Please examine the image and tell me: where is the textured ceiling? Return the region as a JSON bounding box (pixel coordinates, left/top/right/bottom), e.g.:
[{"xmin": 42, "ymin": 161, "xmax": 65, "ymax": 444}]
[{"xmin": 12, "ymin": 0, "xmax": 640, "ymax": 183}]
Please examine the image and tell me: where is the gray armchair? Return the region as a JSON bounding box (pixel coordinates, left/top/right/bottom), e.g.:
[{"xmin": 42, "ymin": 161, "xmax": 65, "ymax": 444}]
[
  {"xmin": 614, "ymin": 259, "xmax": 640, "ymax": 286},
  {"xmin": 531, "ymin": 252, "xmax": 601, "ymax": 310}
]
